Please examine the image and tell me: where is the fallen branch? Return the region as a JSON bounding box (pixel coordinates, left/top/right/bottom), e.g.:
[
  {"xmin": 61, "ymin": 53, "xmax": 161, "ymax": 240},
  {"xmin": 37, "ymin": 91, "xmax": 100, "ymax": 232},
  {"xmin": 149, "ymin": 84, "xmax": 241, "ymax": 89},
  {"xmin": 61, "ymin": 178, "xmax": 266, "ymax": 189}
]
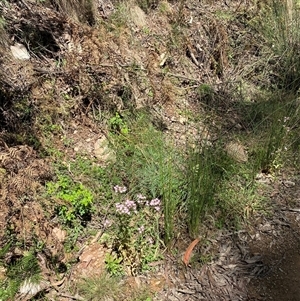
[
  {"xmin": 281, "ymin": 208, "xmax": 300, "ymax": 213},
  {"xmin": 58, "ymin": 293, "xmax": 85, "ymax": 300},
  {"xmin": 166, "ymin": 72, "xmax": 201, "ymax": 83}
]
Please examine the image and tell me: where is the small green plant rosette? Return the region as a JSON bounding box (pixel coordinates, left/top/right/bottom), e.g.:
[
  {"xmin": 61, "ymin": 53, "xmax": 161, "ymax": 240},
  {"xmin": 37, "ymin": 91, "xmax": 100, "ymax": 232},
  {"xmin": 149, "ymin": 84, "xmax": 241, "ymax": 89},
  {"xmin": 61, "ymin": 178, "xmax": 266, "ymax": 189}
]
[
  {"xmin": 105, "ymin": 253, "xmax": 124, "ymax": 276},
  {"xmin": 109, "ymin": 112, "xmax": 129, "ymax": 134}
]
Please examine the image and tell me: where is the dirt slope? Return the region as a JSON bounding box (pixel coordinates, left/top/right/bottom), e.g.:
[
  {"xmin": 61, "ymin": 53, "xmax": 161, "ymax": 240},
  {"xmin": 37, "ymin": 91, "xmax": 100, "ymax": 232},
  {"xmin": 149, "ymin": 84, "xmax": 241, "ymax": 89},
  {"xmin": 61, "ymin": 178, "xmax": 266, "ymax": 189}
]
[{"xmin": 0, "ymin": 0, "xmax": 299, "ymax": 300}]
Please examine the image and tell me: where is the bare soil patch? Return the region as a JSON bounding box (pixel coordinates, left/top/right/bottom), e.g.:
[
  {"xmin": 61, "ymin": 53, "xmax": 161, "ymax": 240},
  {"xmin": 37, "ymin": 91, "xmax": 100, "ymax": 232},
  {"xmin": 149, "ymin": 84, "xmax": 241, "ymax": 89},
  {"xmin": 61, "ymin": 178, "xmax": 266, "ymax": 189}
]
[{"xmin": 247, "ymin": 177, "xmax": 300, "ymax": 301}]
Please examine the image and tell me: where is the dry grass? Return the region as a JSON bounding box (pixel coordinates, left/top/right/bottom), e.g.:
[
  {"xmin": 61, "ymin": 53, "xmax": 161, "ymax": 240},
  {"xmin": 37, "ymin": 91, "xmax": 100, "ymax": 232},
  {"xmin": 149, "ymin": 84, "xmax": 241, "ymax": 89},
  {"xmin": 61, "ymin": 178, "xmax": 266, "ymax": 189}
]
[
  {"xmin": 0, "ymin": 17, "xmax": 7, "ymax": 47},
  {"xmin": 52, "ymin": 0, "xmax": 97, "ymax": 25}
]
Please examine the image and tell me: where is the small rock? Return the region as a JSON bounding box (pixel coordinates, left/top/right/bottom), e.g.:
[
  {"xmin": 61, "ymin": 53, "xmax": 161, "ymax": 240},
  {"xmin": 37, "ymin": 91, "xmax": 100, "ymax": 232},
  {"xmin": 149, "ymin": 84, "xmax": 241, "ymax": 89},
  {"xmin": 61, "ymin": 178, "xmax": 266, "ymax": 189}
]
[
  {"xmin": 225, "ymin": 141, "xmax": 248, "ymax": 163},
  {"xmin": 52, "ymin": 227, "xmax": 67, "ymax": 243},
  {"xmin": 256, "ymin": 172, "xmax": 273, "ymax": 184},
  {"xmin": 159, "ymin": 52, "xmax": 168, "ymax": 66},
  {"xmin": 0, "ymin": 266, "xmax": 7, "ymax": 281},
  {"xmin": 282, "ymin": 180, "xmax": 295, "ymax": 188},
  {"xmin": 10, "ymin": 43, "xmax": 30, "ymax": 60},
  {"xmin": 19, "ymin": 278, "xmax": 48, "ymax": 295},
  {"xmin": 94, "ymin": 136, "xmax": 116, "ymax": 163},
  {"xmin": 129, "ymin": 5, "xmax": 147, "ymax": 28},
  {"xmin": 179, "ymin": 116, "xmax": 188, "ymax": 124},
  {"xmin": 259, "ymin": 223, "xmax": 273, "ymax": 232}
]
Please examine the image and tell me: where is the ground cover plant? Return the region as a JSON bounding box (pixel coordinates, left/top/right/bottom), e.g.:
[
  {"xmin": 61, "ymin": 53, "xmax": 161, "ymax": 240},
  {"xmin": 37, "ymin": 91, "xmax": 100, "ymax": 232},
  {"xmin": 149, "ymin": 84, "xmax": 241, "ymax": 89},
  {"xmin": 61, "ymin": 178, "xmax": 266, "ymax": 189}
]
[
  {"xmin": 238, "ymin": 95, "xmax": 300, "ymax": 173},
  {"xmin": 76, "ymin": 271, "xmax": 154, "ymax": 301},
  {"xmin": 46, "ymin": 173, "xmax": 94, "ymax": 225}
]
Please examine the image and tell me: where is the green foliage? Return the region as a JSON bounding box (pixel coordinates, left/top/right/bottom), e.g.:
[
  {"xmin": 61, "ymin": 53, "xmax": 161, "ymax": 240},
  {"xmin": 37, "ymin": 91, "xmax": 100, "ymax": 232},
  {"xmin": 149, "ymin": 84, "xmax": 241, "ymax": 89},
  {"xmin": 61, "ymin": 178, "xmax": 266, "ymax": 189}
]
[
  {"xmin": 0, "ymin": 11, "xmax": 7, "ymax": 44},
  {"xmin": 44, "ymin": 123, "xmax": 62, "ymax": 134},
  {"xmin": 108, "ymin": 2, "xmax": 129, "ymax": 30},
  {"xmin": 77, "ymin": 272, "xmax": 121, "ymax": 301},
  {"xmin": 214, "ymin": 9, "xmax": 234, "ymax": 21},
  {"xmin": 105, "ymin": 253, "xmax": 124, "ymax": 276},
  {"xmin": 0, "ymin": 250, "xmax": 41, "ymax": 301},
  {"xmin": 196, "ymin": 84, "xmax": 214, "ymax": 99},
  {"xmin": 111, "ymin": 113, "xmax": 184, "ymax": 244},
  {"xmin": 0, "ymin": 16, "xmax": 5, "ymax": 30},
  {"xmin": 111, "ymin": 189, "xmax": 162, "ymax": 273},
  {"xmin": 258, "ymin": 0, "xmax": 300, "ymax": 91},
  {"xmin": 186, "ymin": 143, "xmax": 232, "ymax": 237},
  {"xmin": 131, "ymin": 291, "xmax": 153, "ymax": 301},
  {"xmin": 196, "ymin": 83, "xmax": 217, "ymax": 109},
  {"xmin": 71, "ymin": 157, "xmax": 119, "ymax": 199},
  {"xmin": 239, "ymin": 95, "xmax": 300, "ymax": 172},
  {"xmin": 109, "ymin": 112, "xmax": 129, "ymax": 134},
  {"xmin": 160, "ymin": 156, "xmax": 183, "ymax": 244},
  {"xmin": 77, "ymin": 272, "xmax": 153, "ymax": 301},
  {"xmin": 46, "ymin": 173, "xmax": 94, "ymax": 224},
  {"xmin": 216, "ymin": 172, "xmax": 266, "ymax": 229},
  {"xmin": 0, "ymin": 242, "xmax": 11, "ymax": 260}
]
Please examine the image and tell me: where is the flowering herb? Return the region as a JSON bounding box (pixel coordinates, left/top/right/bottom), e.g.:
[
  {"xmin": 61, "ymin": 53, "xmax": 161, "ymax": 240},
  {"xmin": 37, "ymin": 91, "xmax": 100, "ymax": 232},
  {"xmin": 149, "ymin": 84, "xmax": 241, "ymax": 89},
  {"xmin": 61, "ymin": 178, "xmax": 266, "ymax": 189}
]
[
  {"xmin": 115, "ymin": 199, "xmax": 137, "ymax": 215},
  {"xmin": 111, "ymin": 185, "xmax": 162, "ymax": 273},
  {"xmin": 113, "ymin": 185, "xmax": 127, "ymax": 193}
]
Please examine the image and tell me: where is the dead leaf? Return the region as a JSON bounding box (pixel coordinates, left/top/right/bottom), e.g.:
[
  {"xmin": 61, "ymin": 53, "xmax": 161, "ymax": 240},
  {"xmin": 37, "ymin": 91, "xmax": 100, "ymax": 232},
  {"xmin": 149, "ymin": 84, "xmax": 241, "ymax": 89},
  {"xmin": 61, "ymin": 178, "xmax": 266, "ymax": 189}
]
[{"xmin": 183, "ymin": 238, "xmax": 200, "ymax": 266}]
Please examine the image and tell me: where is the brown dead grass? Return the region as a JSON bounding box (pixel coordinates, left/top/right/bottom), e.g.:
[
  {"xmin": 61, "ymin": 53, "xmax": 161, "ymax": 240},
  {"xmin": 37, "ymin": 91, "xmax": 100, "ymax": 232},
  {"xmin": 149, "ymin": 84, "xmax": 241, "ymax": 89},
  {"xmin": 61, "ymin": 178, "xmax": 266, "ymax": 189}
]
[{"xmin": 51, "ymin": 0, "xmax": 97, "ymax": 25}]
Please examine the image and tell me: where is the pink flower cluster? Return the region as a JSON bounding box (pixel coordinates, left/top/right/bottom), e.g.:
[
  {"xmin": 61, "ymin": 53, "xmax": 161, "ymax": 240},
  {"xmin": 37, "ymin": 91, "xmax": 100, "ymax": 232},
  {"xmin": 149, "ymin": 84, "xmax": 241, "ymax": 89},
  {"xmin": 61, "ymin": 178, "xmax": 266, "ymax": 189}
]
[
  {"xmin": 149, "ymin": 198, "xmax": 161, "ymax": 211},
  {"xmin": 136, "ymin": 193, "xmax": 147, "ymax": 203},
  {"xmin": 116, "ymin": 199, "xmax": 137, "ymax": 215},
  {"xmin": 136, "ymin": 194, "xmax": 161, "ymax": 212},
  {"xmin": 138, "ymin": 225, "xmax": 145, "ymax": 234},
  {"xmin": 113, "ymin": 186, "xmax": 161, "ymax": 215},
  {"xmin": 114, "ymin": 185, "xmax": 127, "ymax": 193}
]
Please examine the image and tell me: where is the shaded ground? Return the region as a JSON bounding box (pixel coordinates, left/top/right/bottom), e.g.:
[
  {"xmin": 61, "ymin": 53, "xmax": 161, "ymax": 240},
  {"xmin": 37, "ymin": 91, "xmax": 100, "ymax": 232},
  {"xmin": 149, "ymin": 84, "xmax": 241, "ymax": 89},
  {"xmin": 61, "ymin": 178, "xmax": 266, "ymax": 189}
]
[
  {"xmin": 247, "ymin": 177, "xmax": 300, "ymax": 301},
  {"xmin": 152, "ymin": 176, "xmax": 300, "ymax": 301},
  {"xmin": 249, "ymin": 241, "xmax": 300, "ymax": 301}
]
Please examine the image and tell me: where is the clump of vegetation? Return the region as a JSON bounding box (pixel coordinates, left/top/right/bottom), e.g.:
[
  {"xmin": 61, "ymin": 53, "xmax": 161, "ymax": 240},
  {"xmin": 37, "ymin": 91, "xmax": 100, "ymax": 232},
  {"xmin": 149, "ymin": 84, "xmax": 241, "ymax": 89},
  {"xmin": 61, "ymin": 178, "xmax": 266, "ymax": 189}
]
[
  {"xmin": 108, "ymin": 185, "xmax": 162, "ymax": 274},
  {"xmin": 0, "ymin": 248, "xmax": 42, "ymax": 301},
  {"xmin": 109, "ymin": 112, "xmax": 130, "ymax": 135},
  {"xmin": 186, "ymin": 143, "xmax": 233, "ymax": 237},
  {"xmin": 77, "ymin": 271, "xmax": 154, "ymax": 301},
  {"xmin": 0, "ymin": 16, "xmax": 6, "ymax": 45},
  {"xmin": 238, "ymin": 94, "xmax": 300, "ymax": 173},
  {"xmin": 259, "ymin": 0, "xmax": 300, "ymax": 92},
  {"xmin": 77, "ymin": 272, "xmax": 121, "ymax": 301},
  {"xmin": 46, "ymin": 173, "xmax": 94, "ymax": 224},
  {"xmin": 109, "ymin": 113, "xmax": 185, "ymax": 244}
]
